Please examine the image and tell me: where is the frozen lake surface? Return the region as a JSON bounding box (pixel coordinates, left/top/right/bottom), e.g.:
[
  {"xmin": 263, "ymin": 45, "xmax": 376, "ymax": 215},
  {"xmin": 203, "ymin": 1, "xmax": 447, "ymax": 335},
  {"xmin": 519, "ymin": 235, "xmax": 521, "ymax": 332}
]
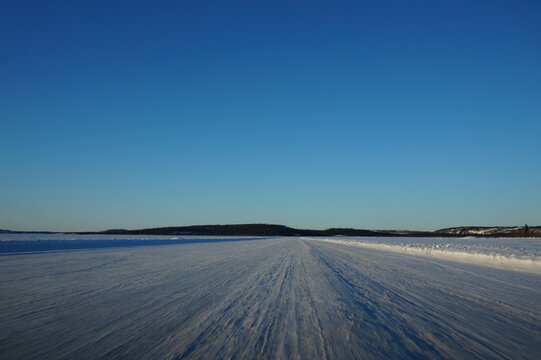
[{"xmin": 1, "ymin": 235, "xmax": 540, "ymax": 359}]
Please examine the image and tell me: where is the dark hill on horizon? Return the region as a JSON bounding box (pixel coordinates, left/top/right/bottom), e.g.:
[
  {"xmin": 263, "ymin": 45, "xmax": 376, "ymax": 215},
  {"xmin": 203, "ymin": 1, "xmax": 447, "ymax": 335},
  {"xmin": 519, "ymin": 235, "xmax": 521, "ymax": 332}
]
[
  {"xmin": 86, "ymin": 224, "xmax": 539, "ymax": 238},
  {"xmin": 4, "ymin": 224, "xmax": 538, "ymax": 237},
  {"xmin": 108, "ymin": 224, "xmax": 392, "ymax": 237}
]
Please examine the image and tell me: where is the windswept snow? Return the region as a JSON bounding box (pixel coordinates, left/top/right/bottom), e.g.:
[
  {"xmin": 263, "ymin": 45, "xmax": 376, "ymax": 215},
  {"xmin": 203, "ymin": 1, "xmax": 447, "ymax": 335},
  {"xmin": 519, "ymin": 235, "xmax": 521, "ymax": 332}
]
[
  {"xmin": 305, "ymin": 237, "xmax": 541, "ymax": 275},
  {"xmin": 1, "ymin": 235, "xmax": 540, "ymax": 359}
]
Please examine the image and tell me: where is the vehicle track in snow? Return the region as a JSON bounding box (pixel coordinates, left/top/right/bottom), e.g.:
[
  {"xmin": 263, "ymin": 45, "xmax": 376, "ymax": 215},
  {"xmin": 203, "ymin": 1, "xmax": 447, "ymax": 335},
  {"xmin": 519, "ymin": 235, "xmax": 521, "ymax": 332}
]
[{"xmin": 1, "ymin": 237, "xmax": 540, "ymax": 359}]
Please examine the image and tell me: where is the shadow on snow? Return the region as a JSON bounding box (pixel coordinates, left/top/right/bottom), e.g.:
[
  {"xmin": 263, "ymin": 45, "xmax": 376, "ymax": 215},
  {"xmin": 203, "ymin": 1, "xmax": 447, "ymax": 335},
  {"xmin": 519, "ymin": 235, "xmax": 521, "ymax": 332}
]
[{"xmin": 0, "ymin": 237, "xmax": 274, "ymax": 256}]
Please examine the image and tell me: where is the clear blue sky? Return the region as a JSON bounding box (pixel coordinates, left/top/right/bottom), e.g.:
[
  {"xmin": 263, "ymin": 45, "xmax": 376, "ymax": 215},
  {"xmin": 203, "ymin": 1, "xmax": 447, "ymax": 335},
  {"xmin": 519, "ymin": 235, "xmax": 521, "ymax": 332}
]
[{"xmin": 1, "ymin": 1, "xmax": 540, "ymax": 232}]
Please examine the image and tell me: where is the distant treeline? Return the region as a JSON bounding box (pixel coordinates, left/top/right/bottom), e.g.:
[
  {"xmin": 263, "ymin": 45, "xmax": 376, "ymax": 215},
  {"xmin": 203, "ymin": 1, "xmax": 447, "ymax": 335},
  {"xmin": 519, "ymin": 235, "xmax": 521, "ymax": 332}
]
[
  {"xmin": 82, "ymin": 224, "xmax": 539, "ymax": 238},
  {"xmin": 4, "ymin": 224, "xmax": 538, "ymax": 237}
]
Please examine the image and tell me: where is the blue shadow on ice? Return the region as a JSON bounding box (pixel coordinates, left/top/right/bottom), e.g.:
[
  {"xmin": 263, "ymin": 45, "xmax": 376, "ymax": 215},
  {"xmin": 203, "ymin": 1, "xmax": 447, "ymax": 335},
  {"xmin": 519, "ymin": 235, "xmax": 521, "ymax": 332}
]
[{"xmin": 0, "ymin": 237, "xmax": 274, "ymax": 255}]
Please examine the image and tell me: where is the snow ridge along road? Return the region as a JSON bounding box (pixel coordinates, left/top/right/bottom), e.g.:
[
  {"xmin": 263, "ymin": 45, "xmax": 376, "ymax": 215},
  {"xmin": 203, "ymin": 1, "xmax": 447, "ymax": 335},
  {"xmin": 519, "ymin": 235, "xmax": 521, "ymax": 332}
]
[
  {"xmin": 1, "ymin": 236, "xmax": 540, "ymax": 359},
  {"xmin": 305, "ymin": 237, "xmax": 541, "ymax": 275}
]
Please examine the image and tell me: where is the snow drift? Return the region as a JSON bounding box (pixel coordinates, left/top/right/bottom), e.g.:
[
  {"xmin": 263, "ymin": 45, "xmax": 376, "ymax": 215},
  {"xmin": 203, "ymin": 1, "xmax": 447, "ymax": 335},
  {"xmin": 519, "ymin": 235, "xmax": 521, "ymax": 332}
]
[{"xmin": 305, "ymin": 237, "xmax": 541, "ymax": 275}]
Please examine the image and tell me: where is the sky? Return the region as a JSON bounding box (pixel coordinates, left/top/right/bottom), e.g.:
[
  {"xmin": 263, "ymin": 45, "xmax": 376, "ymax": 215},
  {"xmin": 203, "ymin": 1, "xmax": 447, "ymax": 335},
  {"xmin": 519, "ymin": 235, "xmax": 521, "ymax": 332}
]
[{"xmin": 1, "ymin": 0, "xmax": 540, "ymax": 232}]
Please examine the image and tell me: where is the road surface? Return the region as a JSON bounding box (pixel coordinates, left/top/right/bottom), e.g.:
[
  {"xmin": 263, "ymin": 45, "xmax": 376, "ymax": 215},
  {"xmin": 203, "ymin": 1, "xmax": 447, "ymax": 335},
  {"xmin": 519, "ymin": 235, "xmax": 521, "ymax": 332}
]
[{"xmin": 1, "ymin": 237, "xmax": 540, "ymax": 359}]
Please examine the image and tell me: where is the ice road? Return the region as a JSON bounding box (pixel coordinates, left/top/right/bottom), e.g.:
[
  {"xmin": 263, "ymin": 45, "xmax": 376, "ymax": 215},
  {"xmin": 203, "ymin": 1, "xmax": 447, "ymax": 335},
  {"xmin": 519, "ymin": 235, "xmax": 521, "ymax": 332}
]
[{"xmin": 1, "ymin": 236, "xmax": 540, "ymax": 359}]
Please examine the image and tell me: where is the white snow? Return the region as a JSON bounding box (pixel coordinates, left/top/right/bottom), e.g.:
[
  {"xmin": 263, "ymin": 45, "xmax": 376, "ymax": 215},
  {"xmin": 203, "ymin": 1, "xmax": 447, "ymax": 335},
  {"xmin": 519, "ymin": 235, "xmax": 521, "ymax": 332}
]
[
  {"xmin": 1, "ymin": 235, "xmax": 540, "ymax": 359},
  {"xmin": 304, "ymin": 237, "xmax": 541, "ymax": 274}
]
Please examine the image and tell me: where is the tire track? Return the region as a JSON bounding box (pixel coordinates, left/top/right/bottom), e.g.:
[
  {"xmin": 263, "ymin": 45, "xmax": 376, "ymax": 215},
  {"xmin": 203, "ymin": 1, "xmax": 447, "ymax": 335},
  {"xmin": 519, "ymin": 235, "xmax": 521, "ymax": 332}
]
[
  {"xmin": 303, "ymin": 238, "xmax": 541, "ymax": 360},
  {"xmin": 1, "ymin": 237, "xmax": 540, "ymax": 359}
]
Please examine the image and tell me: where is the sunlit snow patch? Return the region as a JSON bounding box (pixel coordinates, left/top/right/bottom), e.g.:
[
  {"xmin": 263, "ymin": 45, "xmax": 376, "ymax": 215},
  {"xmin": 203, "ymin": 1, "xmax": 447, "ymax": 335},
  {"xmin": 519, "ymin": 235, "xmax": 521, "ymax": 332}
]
[{"xmin": 304, "ymin": 237, "xmax": 541, "ymax": 275}]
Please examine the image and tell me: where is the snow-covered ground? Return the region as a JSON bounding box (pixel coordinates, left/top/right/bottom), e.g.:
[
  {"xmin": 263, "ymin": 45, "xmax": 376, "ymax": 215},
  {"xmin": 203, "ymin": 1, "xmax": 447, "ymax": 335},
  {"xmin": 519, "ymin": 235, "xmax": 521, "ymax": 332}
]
[
  {"xmin": 1, "ymin": 235, "xmax": 540, "ymax": 359},
  {"xmin": 305, "ymin": 236, "xmax": 541, "ymax": 275},
  {"xmin": 0, "ymin": 234, "xmax": 263, "ymax": 241}
]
